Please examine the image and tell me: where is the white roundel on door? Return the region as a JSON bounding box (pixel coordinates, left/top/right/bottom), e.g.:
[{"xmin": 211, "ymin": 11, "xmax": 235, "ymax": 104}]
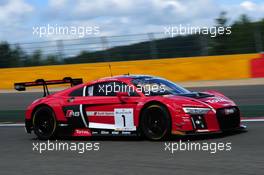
[{"xmin": 114, "ymin": 108, "xmax": 136, "ymax": 131}]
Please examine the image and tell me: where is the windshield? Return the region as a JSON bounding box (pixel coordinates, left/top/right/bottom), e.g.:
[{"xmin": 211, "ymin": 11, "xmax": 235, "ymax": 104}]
[{"xmin": 132, "ymin": 77, "xmax": 191, "ymax": 96}]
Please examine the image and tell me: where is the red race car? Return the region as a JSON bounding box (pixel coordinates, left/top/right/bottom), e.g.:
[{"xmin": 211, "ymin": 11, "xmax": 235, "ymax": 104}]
[{"xmin": 15, "ymin": 75, "xmax": 245, "ymax": 140}]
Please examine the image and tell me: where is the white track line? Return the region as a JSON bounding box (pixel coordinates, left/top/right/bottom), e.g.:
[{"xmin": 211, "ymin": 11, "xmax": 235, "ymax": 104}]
[
  {"xmin": 0, "ymin": 123, "xmax": 25, "ymax": 127},
  {"xmin": 241, "ymin": 119, "xmax": 264, "ymax": 122}
]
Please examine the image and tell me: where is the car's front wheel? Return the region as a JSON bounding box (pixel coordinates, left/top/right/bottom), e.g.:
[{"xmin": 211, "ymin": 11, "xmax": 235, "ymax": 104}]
[
  {"xmin": 140, "ymin": 104, "xmax": 171, "ymax": 140},
  {"xmin": 32, "ymin": 106, "xmax": 57, "ymax": 140}
]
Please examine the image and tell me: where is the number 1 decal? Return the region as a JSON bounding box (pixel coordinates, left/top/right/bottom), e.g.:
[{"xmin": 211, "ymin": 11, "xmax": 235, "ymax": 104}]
[
  {"xmin": 114, "ymin": 108, "xmax": 136, "ymax": 131},
  {"xmin": 121, "ymin": 115, "xmax": 126, "ymax": 127}
]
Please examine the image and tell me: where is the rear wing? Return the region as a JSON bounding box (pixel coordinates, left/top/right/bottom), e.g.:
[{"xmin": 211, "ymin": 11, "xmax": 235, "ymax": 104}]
[{"xmin": 14, "ymin": 77, "xmax": 83, "ymax": 97}]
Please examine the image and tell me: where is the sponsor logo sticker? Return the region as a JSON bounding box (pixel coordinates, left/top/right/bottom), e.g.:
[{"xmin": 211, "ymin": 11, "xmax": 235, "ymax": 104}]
[
  {"xmin": 66, "ymin": 110, "xmax": 80, "ymax": 117},
  {"xmin": 86, "ymin": 111, "xmax": 114, "ymax": 116}
]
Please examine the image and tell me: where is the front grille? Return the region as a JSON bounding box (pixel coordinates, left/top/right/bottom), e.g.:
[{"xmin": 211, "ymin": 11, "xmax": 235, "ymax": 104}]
[{"xmin": 216, "ymin": 107, "xmax": 240, "ymax": 130}]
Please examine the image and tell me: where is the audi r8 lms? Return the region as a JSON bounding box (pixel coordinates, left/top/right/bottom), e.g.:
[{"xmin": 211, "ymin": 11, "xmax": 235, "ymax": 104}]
[{"xmin": 14, "ymin": 75, "xmax": 245, "ymax": 140}]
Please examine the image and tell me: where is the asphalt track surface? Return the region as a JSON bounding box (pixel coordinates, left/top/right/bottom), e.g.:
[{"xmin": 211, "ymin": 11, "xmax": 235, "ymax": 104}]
[
  {"xmin": 0, "ymin": 85, "xmax": 263, "ymax": 174},
  {"xmin": 0, "ymin": 122, "xmax": 263, "ymax": 175}
]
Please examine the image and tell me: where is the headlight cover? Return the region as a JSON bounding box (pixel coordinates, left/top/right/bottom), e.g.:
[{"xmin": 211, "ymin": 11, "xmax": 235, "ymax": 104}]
[{"xmin": 183, "ymin": 107, "xmax": 211, "ymax": 115}]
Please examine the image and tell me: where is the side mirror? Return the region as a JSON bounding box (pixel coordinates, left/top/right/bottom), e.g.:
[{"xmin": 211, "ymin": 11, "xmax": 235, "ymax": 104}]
[{"xmin": 116, "ymin": 92, "xmax": 129, "ymax": 103}]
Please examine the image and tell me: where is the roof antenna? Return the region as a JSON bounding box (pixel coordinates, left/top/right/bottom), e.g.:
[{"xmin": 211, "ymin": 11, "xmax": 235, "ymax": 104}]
[{"xmin": 108, "ymin": 64, "xmax": 113, "ymax": 77}]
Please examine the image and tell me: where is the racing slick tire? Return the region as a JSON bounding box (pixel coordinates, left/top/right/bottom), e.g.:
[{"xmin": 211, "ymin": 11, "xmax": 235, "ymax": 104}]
[
  {"xmin": 140, "ymin": 104, "xmax": 171, "ymax": 140},
  {"xmin": 32, "ymin": 106, "xmax": 57, "ymax": 140}
]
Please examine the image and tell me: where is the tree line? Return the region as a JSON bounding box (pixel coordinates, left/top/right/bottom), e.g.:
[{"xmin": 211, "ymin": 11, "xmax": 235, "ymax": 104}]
[{"xmin": 0, "ymin": 13, "xmax": 263, "ymax": 68}]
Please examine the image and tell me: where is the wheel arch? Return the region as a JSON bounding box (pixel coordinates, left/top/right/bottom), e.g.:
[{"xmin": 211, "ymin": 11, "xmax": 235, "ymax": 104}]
[
  {"xmin": 30, "ymin": 104, "xmax": 58, "ymax": 140},
  {"xmin": 138, "ymin": 100, "xmax": 172, "ymax": 127},
  {"xmin": 25, "ymin": 103, "xmax": 56, "ymax": 134},
  {"xmin": 138, "ymin": 100, "xmax": 172, "ymax": 140},
  {"xmin": 31, "ymin": 104, "xmax": 55, "ymax": 121}
]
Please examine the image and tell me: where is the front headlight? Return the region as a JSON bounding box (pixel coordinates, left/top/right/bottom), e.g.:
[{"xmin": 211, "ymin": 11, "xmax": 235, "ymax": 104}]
[{"xmin": 183, "ymin": 107, "xmax": 211, "ymax": 115}]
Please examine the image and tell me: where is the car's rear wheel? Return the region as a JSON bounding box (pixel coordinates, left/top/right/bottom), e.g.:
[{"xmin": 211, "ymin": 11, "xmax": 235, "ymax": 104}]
[
  {"xmin": 140, "ymin": 104, "xmax": 171, "ymax": 140},
  {"xmin": 32, "ymin": 106, "xmax": 57, "ymax": 140}
]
